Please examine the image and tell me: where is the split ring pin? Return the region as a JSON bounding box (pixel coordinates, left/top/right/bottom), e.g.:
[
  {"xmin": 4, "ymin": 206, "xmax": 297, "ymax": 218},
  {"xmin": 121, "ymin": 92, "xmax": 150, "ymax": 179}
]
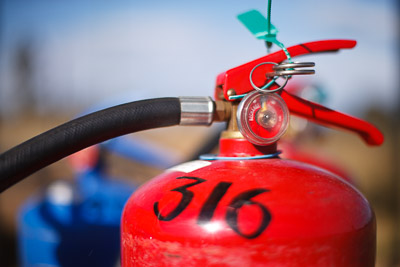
[{"xmin": 266, "ymin": 62, "xmax": 315, "ymax": 77}]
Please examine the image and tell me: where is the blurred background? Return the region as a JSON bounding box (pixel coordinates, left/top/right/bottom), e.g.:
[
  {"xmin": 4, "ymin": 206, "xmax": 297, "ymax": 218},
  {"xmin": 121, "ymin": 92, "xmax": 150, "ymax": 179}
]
[{"xmin": 0, "ymin": 0, "xmax": 398, "ymax": 266}]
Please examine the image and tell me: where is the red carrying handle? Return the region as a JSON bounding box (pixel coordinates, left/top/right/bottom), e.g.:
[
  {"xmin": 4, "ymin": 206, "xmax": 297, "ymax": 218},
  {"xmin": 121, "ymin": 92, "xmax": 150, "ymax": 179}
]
[
  {"xmin": 215, "ymin": 39, "xmax": 383, "ymax": 146},
  {"xmin": 280, "ymin": 90, "xmax": 384, "ymax": 146}
]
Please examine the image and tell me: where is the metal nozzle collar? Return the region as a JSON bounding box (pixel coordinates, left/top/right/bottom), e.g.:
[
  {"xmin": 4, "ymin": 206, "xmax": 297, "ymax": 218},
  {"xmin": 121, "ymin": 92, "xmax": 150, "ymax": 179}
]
[{"xmin": 179, "ymin": 96, "xmax": 214, "ymax": 125}]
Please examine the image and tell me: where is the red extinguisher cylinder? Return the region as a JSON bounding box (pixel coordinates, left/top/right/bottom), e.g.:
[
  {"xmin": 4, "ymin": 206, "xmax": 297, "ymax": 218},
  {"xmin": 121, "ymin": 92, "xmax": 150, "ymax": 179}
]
[{"xmin": 121, "ymin": 138, "xmax": 375, "ymax": 266}]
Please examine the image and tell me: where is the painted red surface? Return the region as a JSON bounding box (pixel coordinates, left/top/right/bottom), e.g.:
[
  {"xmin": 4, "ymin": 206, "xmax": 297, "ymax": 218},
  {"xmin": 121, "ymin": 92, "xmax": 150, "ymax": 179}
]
[
  {"xmin": 121, "ymin": 139, "xmax": 375, "ymax": 266},
  {"xmin": 278, "ymin": 141, "xmax": 352, "ymax": 183}
]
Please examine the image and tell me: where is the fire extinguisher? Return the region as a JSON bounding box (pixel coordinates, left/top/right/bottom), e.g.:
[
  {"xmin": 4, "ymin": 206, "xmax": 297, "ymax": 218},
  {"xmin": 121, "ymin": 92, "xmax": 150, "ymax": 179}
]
[
  {"xmin": 119, "ymin": 39, "xmax": 383, "ymax": 266},
  {"xmin": 0, "ymin": 24, "xmax": 383, "ymax": 267}
]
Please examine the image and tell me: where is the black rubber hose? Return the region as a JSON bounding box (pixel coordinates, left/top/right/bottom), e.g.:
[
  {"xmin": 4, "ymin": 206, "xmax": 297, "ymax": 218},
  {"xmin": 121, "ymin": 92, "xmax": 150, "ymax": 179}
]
[{"xmin": 0, "ymin": 97, "xmax": 181, "ymax": 192}]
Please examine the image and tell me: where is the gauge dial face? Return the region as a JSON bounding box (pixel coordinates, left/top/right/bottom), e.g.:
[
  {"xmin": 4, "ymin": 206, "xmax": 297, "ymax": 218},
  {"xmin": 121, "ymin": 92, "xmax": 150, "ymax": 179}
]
[{"xmin": 237, "ymin": 91, "xmax": 289, "ymax": 146}]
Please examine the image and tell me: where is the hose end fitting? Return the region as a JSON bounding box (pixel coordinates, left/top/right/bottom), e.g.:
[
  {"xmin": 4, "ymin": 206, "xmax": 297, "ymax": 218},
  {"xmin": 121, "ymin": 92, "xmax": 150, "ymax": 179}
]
[{"xmin": 179, "ymin": 96, "xmax": 214, "ymax": 125}]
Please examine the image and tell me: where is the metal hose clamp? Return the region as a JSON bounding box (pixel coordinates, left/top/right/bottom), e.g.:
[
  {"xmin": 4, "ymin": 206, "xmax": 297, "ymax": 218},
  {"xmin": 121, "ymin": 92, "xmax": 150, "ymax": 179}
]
[{"xmin": 179, "ymin": 96, "xmax": 214, "ymax": 125}]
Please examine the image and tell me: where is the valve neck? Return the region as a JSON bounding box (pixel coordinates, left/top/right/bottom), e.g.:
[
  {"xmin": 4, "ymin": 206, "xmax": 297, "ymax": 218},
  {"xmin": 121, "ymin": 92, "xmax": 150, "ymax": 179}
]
[
  {"xmin": 218, "ymin": 138, "xmax": 277, "ymax": 157},
  {"xmin": 220, "ymin": 101, "xmax": 241, "ymax": 139}
]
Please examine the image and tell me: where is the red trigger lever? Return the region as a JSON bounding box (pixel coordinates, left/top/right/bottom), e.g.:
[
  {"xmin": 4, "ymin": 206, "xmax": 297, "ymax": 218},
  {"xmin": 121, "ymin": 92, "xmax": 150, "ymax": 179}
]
[{"xmin": 215, "ymin": 39, "xmax": 384, "ymax": 146}]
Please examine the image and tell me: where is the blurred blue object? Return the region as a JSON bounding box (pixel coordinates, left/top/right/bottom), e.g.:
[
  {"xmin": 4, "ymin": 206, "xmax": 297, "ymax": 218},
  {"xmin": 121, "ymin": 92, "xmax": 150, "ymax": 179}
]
[
  {"xmin": 16, "ymin": 110, "xmax": 179, "ymax": 266},
  {"xmin": 18, "ymin": 162, "xmax": 135, "ymax": 267}
]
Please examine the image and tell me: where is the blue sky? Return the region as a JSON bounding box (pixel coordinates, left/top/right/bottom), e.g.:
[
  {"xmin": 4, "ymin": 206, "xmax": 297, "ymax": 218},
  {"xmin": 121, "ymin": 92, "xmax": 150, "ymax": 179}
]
[{"xmin": 0, "ymin": 0, "xmax": 398, "ymax": 115}]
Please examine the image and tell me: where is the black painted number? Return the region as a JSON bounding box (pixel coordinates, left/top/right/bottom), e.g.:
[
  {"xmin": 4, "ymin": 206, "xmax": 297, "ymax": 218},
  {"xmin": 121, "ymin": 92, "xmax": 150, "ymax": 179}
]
[
  {"xmin": 153, "ymin": 177, "xmax": 271, "ymax": 239},
  {"xmin": 153, "ymin": 176, "xmax": 206, "ymax": 221},
  {"xmin": 198, "ymin": 181, "xmax": 233, "ymax": 224},
  {"xmin": 226, "ymin": 189, "xmax": 271, "ymax": 239}
]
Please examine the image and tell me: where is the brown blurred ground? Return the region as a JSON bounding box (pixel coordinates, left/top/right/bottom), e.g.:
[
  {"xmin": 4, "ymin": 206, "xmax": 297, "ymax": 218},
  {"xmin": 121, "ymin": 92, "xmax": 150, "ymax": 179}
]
[{"xmin": 0, "ymin": 110, "xmax": 398, "ymax": 266}]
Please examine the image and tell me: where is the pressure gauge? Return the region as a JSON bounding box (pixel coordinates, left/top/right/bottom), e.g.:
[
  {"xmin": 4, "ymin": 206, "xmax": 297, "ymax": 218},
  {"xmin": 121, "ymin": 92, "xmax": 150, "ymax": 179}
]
[{"xmin": 237, "ymin": 91, "xmax": 289, "ymax": 146}]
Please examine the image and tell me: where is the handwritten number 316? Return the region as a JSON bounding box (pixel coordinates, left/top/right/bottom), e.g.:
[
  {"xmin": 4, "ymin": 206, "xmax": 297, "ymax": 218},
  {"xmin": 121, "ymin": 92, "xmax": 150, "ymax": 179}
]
[{"xmin": 153, "ymin": 176, "xmax": 271, "ymax": 239}]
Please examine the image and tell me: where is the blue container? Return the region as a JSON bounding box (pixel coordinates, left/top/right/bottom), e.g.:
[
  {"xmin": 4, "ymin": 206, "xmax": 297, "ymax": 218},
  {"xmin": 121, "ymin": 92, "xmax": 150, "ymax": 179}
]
[
  {"xmin": 18, "ymin": 166, "xmax": 135, "ymax": 267},
  {"xmin": 17, "ymin": 132, "xmax": 180, "ymax": 266}
]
